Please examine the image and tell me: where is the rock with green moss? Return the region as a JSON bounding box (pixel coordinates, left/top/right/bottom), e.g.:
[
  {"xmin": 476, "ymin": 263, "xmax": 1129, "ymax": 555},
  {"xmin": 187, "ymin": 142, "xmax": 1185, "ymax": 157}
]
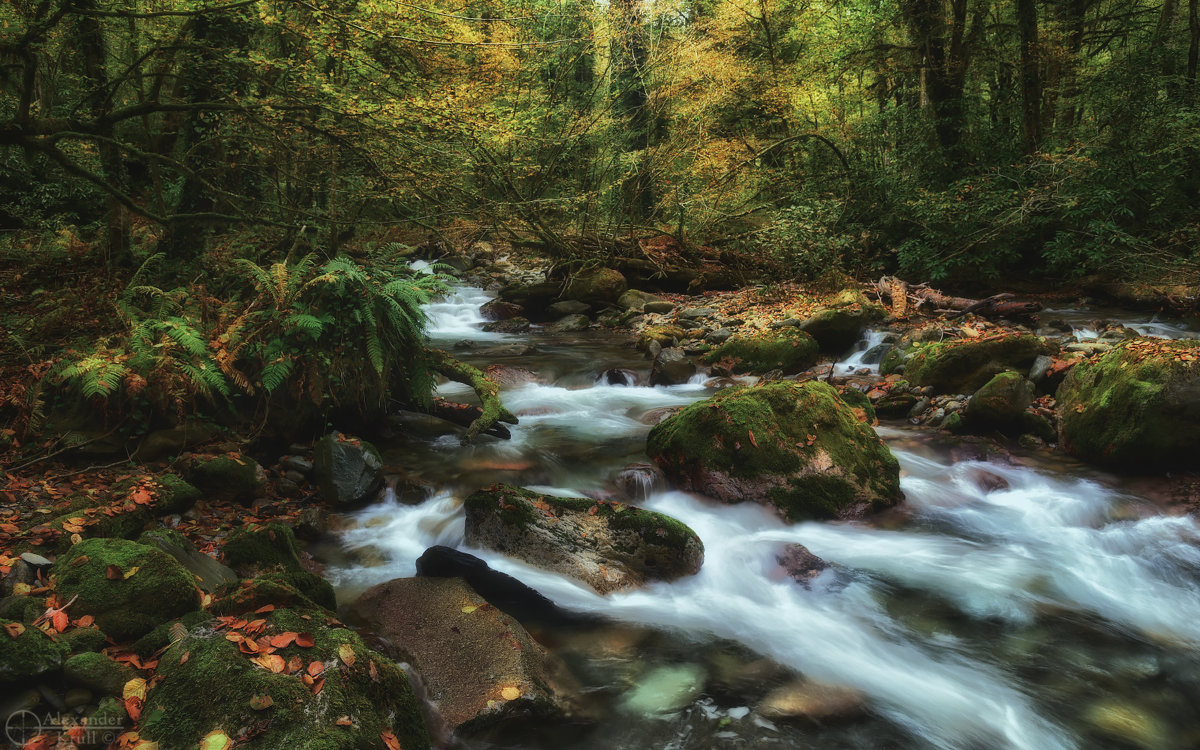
[
  {"xmin": 966, "ymin": 371, "xmax": 1034, "ymax": 432},
  {"xmin": 64, "ymin": 651, "xmax": 136, "ymax": 697},
  {"xmin": 85, "ymin": 697, "xmax": 130, "ymax": 740},
  {"xmin": 222, "ymin": 523, "xmax": 336, "ymax": 610},
  {"xmin": 0, "ymin": 617, "xmax": 70, "ymax": 683},
  {"xmin": 903, "ymin": 333, "xmax": 1056, "ymax": 394},
  {"xmin": 210, "ymin": 573, "xmax": 331, "ymax": 617},
  {"xmin": 798, "ymin": 289, "xmax": 886, "ymax": 353},
  {"xmin": 51, "ymin": 538, "xmax": 201, "ymax": 642},
  {"xmin": 1057, "ymin": 339, "xmax": 1200, "ymax": 470},
  {"xmin": 312, "ymin": 432, "xmax": 384, "ymax": 509},
  {"xmin": 637, "ymin": 325, "xmax": 686, "ymax": 353},
  {"xmin": 138, "ymin": 528, "xmax": 237, "ymax": 593},
  {"xmin": 133, "ymin": 421, "xmax": 222, "ymax": 463},
  {"xmin": 702, "ymin": 328, "xmax": 819, "ymax": 376},
  {"xmin": 0, "ymin": 595, "xmax": 43, "ymax": 623},
  {"xmin": 354, "ymin": 576, "xmax": 560, "ymax": 735},
  {"xmin": 185, "ymin": 454, "xmax": 267, "ymax": 502},
  {"xmin": 153, "ymin": 474, "xmax": 202, "ymax": 515},
  {"xmin": 63, "ymin": 625, "xmax": 109, "ymax": 654},
  {"xmin": 647, "ymin": 381, "xmax": 902, "ymax": 522},
  {"xmin": 464, "ymin": 485, "xmax": 703, "ymax": 594},
  {"xmin": 140, "ymin": 609, "xmax": 430, "ymax": 750},
  {"xmin": 564, "ymin": 268, "xmax": 627, "ymax": 304}
]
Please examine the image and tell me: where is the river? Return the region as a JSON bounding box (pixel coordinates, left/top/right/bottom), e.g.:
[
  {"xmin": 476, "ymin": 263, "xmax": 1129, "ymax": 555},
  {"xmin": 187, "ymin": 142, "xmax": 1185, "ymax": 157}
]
[{"xmin": 326, "ymin": 284, "xmax": 1200, "ymax": 750}]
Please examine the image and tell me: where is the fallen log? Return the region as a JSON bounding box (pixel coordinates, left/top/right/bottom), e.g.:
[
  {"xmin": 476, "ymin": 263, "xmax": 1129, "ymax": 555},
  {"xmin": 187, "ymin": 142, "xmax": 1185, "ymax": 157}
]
[
  {"xmin": 427, "ymin": 349, "xmax": 519, "ymax": 443},
  {"xmin": 425, "ymin": 398, "xmax": 512, "ymax": 440}
]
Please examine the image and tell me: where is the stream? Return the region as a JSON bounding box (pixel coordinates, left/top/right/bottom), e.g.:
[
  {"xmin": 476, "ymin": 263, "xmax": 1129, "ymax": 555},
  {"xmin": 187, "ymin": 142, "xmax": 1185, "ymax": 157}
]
[{"xmin": 326, "ymin": 285, "xmax": 1200, "ymax": 750}]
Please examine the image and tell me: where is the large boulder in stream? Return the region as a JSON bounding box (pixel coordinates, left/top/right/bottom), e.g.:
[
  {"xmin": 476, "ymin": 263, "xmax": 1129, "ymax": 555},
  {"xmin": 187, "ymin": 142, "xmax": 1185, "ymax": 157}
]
[
  {"xmin": 1057, "ymin": 338, "xmax": 1200, "ymax": 471},
  {"xmin": 796, "ymin": 288, "xmax": 886, "ymax": 354},
  {"xmin": 902, "ymin": 333, "xmax": 1056, "ymax": 394},
  {"xmin": 965, "ymin": 371, "xmax": 1035, "ymax": 432},
  {"xmin": 702, "ymin": 328, "xmax": 819, "ymax": 375},
  {"xmin": 312, "ymin": 431, "xmax": 384, "ymax": 509},
  {"xmin": 463, "ymin": 485, "xmax": 704, "ymax": 594},
  {"xmin": 563, "ymin": 268, "xmax": 628, "ymax": 305},
  {"xmin": 353, "ymin": 576, "xmax": 561, "ymax": 734},
  {"xmin": 647, "ymin": 381, "xmax": 902, "ymax": 521}
]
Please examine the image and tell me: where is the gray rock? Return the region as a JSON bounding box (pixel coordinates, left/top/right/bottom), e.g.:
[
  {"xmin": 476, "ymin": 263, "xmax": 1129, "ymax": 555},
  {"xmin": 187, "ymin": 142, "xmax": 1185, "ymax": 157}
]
[
  {"xmin": 678, "ymin": 307, "xmax": 718, "ymax": 319},
  {"xmin": 546, "ymin": 313, "xmax": 591, "ymax": 333},
  {"xmin": 312, "ymin": 432, "xmax": 385, "ymax": 509},
  {"xmin": 650, "ymin": 347, "xmax": 697, "ymax": 386},
  {"xmin": 276, "ymin": 477, "xmax": 303, "ymax": 498},
  {"xmin": 643, "ymin": 300, "xmax": 676, "ymax": 314},
  {"xmin": 676, "ymin": 319, "xmax": 703, "ymax": 330},
  {"xmin": 705, "ymin": 328, "xmax": 734, "ymax": 344},
  {"xmin": 908, "ymin": 397, "xmax": 932, "ymax": 418},
  {"xmin": 482, "ymin": 317, "xmax": 531, "ymax": 333},
  {"xmin": 547, "ymin": 300, "xmax": 591, "ymax": 317},
  {"xmin": 19, "ymin": 552, "xmax": 52, "ymax": 568},
  {"xmin": 280, "ymin": 456, "xmax": 313, "ymax": 475},
  {"xmin": 617, "ymin": 289, "xmax": 665, "ymax": 311},
  {"xmin": 1028, "ymin": 354, "xmax": 1054, "ymax": 382},
  {"xmin": 770, "ymin": 318, "xmax": 804, "ymax": 328}
]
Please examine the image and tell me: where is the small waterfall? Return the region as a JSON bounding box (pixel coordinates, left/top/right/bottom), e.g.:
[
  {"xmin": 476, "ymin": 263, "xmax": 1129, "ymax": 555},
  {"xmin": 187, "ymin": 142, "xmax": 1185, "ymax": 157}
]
[{"xmin": 832, "ymin": 329, "xmax": 890, "ymax": 377}]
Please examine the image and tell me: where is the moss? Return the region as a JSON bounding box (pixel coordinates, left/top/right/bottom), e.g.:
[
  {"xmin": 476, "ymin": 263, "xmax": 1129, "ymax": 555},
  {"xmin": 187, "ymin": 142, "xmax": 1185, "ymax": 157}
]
[
  {"xmin": 140, "ymin": 611, "xmax": 429, "ymax": 750},
  {"xmin": 835, "ymin": 387, "xmax": 877, "ymax": 424},
  {"xmin": 904, "ymin": 333, "xmax": 1054, "ymax": 394},
  {"xmin": 429, "ymin": 351, "xmax": 519, "ymax": 443},
  {"xmin": 64, "ymin": 651, "xmax": 136, "ymax": 696},
  {"xmin": 131, "ymin": 610, "xmax": 212, "ymax": 657},
  {"xmin": 210, "ymin": 574, "xmax": 331, "ymax": 617},
  {"xmin": 637, "ymin": 325, "xmax": 686, "ymax": 351},
  {"xmin": 187, "ymin": 455, "xmax": 264, "ymax": 502},
  {"xmin": 1057, "ymin": 339, "xmax": 1200, "ymax": 470},
  {"xmin": 647, "ymin": 381, "xmax": 901, "ymax": 521},
  {"xmin": 221, "ymin": 524, "xmax": 336, "ymax": 610},
  {"xmin": 63, "ymin": 625, "xmax": 110, "ymax": 654},
  {"xmin": 0, "ymin": 616, "xmax": 70, "ymax": 683},
  {"xmin": 0, "ymin": 595, "xmax": 43, "ymax": 623},
  {"xmin": 702, "ymin": 328, "xmax": 819, "ymax": 375},
  {"xmin": 154, "ymin": 474, "xmax": 202, "ymax": 514},
  {"xmin": 769, "ymin": 475, "xmax": 857, "ymax": 520},
  {"xmin": 86, "ymin": 697, "xmax": 130, "ymax": 739},
  {"xmin": 50, "ymin": 538, "xmax": 201, "ymax": 642},
  {"xmin": 799, "ymin": 289, "xmax": 886, "ymax": 353}
]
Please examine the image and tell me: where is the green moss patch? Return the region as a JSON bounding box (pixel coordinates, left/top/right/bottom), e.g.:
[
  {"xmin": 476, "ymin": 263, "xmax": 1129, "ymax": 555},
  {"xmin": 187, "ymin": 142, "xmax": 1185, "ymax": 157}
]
[
  {"xmin": 904, "ymin": 333, "xmax": 1054, "ymax": 394},
  {"xmin": 702, "ymin": 328, "xmax": 819, "ymax": 375},
  {"xmin": 0, "ymin": 617, "xmax": 70, "ymax": 683}
]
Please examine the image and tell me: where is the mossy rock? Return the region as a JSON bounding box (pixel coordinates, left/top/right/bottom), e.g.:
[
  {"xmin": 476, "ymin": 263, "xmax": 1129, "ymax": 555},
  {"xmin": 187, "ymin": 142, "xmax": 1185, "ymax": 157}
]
[
  {"xmin": 0, "ymin": 617, "xmax": 70, "ymax": 683},
  {"xmin": 51, "ymin": 538, "xmax": 201, "ymax": 642},
  {"xmin": 464, "ymin": 485, "xmax": 703, "ymax": 593},
  {"xmin": 138, "ymin": 528, "xmax": 238, "ymax": 594},
  {"xmin": 185, "ymin": 455, "xmax": 267, "ymax": 502},
  {"xmin": 154, "ymin": 474, "xmax": 203, "ymax": 515},
  {"xmin": 904, "ymin": 333, "xmax": 1055, "ymax": 394},
  {"xmin": 1057, "ymin": 339, "xmax": 1200, "ymax": 471},
  {"xmin": 0, "ymin": 594, "xmax": 44, "ymax": 623},
  {"xmin": 131, "ymin": 610, "xmax": 213, "ymax": 657},
  {"xmin": 966, "ymin": 371, "xmax": 1035, "ymax": 432},
  {"xmin": 702, "ymin": 328, "xmax": 819, "ymax": 375},
  {"xmin": 64, "ymin": 651, "xmax": 136, "ymax": 697},
  {"xmin": 647, "ymin": 381, "xmax": 902, "ymax": 521},
  {"xmin": 222, "ymin": 524, "xmax": 336, "ymax": 610},
  {"xmin": 835, "ymin": 386, "xmax": 876, "ymax": 424},
  {"xmin": 140, "ymin": 610, "xmax": 430, "ymax": 750},
  {"xmin": 798, "ymin": 289, "xmax": 886, "ymax": 354},
  {"xmin": 563, "ymin": 268, "xmax": 628, "ymax": 304},
  {"xmin": 63, "ymin": 625, "xmax": 109, "ymax": 654},
  {"xmin": 637, "ymin": 325, "xmax": 685, "ymax": 352},
  {"xmin": 86, "ymin": 697, "xmax": 130, "ymax": 740},
  {"xmin": 312, "ymin": 432, "xmax": 384, "ymax": 509}
]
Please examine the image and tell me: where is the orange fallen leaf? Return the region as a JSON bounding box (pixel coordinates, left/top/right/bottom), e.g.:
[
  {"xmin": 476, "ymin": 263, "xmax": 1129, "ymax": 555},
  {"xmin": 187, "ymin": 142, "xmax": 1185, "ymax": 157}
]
[
  {"xmin": 4, "ymin": 622, "xmax": 25, "ymax": 638},
  {"xmin": 251, "ymin": 654, "xmax": 285, "ymax": 673},
  {"xmin": 51, "ymin": 610, "xmax": 68, "ymax": 633},
  {"xmin": 106, "ymin": 565, "xmax": 122, "ymax": 580},
  {"xmin": 295, "ymin": 632, "xmax": 315, "ymax": 648},
  {"xmin": 336, "ymin": 716, "xmax": 353, "ymax": 726},
  {"xmin": 307, "ymin": 660, "xmax": 324, "ymax": 677},
  {"xmin": 270, "ymin": 632, "xmax": 297, "ymax": 648},
  {"xmin": 311, "ymin": 677, "xmax": 324, "ymax": 695},
  {"xmin": 75, "ymin": 615, "xmax": 94, "ymax": 627},
  {"xmin": 381, "ymin": 729, "xmax": 403, "ymax": 750}
]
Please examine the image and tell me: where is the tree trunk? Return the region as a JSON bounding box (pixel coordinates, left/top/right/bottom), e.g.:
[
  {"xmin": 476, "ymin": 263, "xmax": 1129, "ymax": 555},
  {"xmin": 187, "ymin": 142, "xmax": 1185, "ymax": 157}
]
[{"xmin": 1017, "ymin": 0, "xmax": 1042, "ymax": 153}]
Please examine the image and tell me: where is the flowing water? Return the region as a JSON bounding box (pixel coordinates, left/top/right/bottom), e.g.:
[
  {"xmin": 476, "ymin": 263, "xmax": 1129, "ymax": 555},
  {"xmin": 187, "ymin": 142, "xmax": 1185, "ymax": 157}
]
[{"xmin": 327, "ymin": 287, "xmax": 1200, "ymax": 750}]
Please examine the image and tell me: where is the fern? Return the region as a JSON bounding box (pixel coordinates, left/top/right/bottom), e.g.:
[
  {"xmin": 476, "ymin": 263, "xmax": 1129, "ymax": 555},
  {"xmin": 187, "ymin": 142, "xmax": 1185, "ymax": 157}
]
[
  {"xmin": 57, "ymin": 353, "xmax": 129, "ymax": 399},
  {"xmin": 283, "ymin": 312, "xmax": 325, "ymax": 339},
  {"xmin": 260, "ymin": 356, "xmax": 295, "ymax": 393}
]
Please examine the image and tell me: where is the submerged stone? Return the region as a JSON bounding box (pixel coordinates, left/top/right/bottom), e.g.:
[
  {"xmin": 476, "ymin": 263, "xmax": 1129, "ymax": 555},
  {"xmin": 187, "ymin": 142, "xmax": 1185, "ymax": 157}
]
[{"xmin": 619, "ymin": 664, "xmax": 706, "ymax": 717}]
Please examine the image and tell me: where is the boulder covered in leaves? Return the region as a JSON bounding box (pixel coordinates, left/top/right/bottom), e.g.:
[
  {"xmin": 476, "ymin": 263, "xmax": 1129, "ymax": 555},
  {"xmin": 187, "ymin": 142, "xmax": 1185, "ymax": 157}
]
[
  {"xmin": 1057, "ymin": 338, "xmax": 1200, "ymax": 470},
  {"xmin": 464, "ymin": 485, "xmax": 703, "ymax": 593},
  {"xmin": 312, "ymin": 432, "xmax": 384, "ymax": 509},
  {"xmin": 50, "ymin": 538, "xmax": 201, "ymax": 642},
  {"xmin": 647, "ymin": 382, "xmax": 902, "ymax": 521},
  {"xmin": 140, "ymin": 607, "xmax": 430, "ymax": 750}
]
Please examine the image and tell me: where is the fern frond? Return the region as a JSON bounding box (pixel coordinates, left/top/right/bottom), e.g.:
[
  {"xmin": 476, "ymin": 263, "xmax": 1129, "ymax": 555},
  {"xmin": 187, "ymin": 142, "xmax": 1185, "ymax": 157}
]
[
  {"xmin": 260, "ymin": 356, "xmax": 295, "ymax": 393},
  {"xmin": 283, "ymin": 313, "xmax": 325, "ymax": 338}
]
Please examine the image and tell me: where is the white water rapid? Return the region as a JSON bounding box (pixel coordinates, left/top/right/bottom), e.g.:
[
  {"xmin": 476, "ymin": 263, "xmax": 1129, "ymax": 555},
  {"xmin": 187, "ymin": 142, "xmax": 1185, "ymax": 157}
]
[{"xmin": 328, "ymin": 285, "xmax": 1200, "ymax": 750}]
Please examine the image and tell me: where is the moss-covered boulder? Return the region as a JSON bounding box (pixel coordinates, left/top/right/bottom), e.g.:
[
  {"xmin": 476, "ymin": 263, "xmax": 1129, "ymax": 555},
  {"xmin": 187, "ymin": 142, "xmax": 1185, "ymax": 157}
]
[
  {"xmin": 637, "ymin": 325, "xmax": 686, "ymax": 353},
  {"xmin": 185, "ymin": 454, "xmax": 267, "ymax": 502},
  {"xmin": 1057, "ymin": 339, "xmax": 1200, "ymax": 471},
  {"xmin": 966, "ymin": 371, "xmax": 1034, "ymax": 432},
  {"xmin": 51, "ymin": 538, "xmax": 201, "ymax": 642},
  {"xmin": 903, "ymin": 333, "xmax": 1056, "ymax": 394},
  {"xmin": 647, "ymin": 382, "xmax": 902, "ymax": 521},
  {"xmin": 354, "ymin": 576, "xmax": 560, "ymax": 734},
  {"xmin": 140, "ymin": 609, "xmax": 430, "ymax": 750},
  {"xmin": 0, "ymin": 617, "xmax": 69, "ymax": 683},
  {"xmin": 798, "ymin": 289, "xmax": 886, "ymax": 354},
  {"xmin": 221, "ymin": 523, "xmax": 336, "ymax": 611},
  {"xmin": 702, "ymin": 328, "xmax": 819, "ymax": 375},
  {"xmin": 312, "ymin": 432, "xmax": 384, "ymax": 509},
  {"xmin": 464, "ymin": 485, "xmax": 703, "ymax": 594},
  {"xmin": 138, "ymin": 528, "xmax": 238, "ymax": 594},
  {"xmin": 564, "ymin": 268, "xmax": 628, "ymax": 304},
  {"xmin": 63, "ymin": 651, "xmax": 136, "ymax": 697}
]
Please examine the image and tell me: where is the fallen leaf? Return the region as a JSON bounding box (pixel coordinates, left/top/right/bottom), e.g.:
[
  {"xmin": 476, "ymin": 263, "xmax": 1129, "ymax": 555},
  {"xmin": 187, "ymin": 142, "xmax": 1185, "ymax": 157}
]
[
  {"xmin": 123, "ymin": 566, "xmax": 140, "ymax": 580},
  {"xmin": 381, "ymin": 729, "xmax": 403, "ymax": 750},
  {"xmin": 106, "ymin": 565, "xmax": 122, "ymax": 580},
  {"xmin": 254, "ymin": 604, "xmax": 275, "ymax": 614},
  {"xmin": 270, "ymin": 632, "xmax": 297, "ymax": 648},
  {"xmin": 286, "ymin": 655, "xmax": 304, "ymax": 674},
  {"xmin": 336, "ymin": 716, "xmax": 353, "ymax": 726},
  {"xmin": 500, "ymin": 686, "xmax": 520, "ymax": 701},
  {"xmin": 123, "ymin": 677, "xmax": 148, "ymax": 701},
  {"xmin": 4, "ymin": 622, "xmax": 25, "ymax": 638},
  {"xmin": 51, "ymin": 610, "xmax": 68, "ymax": 632},
  {"xmin": 251, "ymin": 654, "xmax": 285, "ymax": 672},
  {"xmin": 125, "ymin": 696, "xmax": 143, "ymax": 721},
  {"xmin": 295, "ymin": 632, "xmax": 315, "ymax": 648},
  {"xmin": 75, "ymin": 615, "xmax": 94, "ymax": 627},
  {"xmin": 307, "ymin": 660, "xmax": 324, "ymax": 677},
  {"xmin": 199, "ymin": 730, "xmax": 232, "ymax": 750},
  {"xmin": 249, "ymin": 694, "xmax": 274, "ymax": 710},
  {"xmin": 311, "ymin": 677, "xmax": 324, "ymax": 695},
  {"xmin": 12, "ymin": 582, "xmax": 31, "ymax": 596},
  {"xmin": 338, "ymin": 643, "xmax": 356, "ymax": 667}
]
